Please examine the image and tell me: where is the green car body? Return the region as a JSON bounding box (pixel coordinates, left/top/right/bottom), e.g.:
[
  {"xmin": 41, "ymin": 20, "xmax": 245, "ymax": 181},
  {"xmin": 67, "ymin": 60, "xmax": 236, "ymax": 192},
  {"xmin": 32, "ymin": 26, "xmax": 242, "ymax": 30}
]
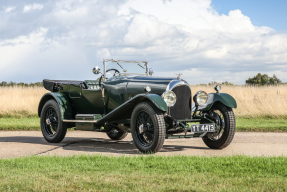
[{"xmin": 38, "ymin": 59, "xmax": 237, "ymax": 153}]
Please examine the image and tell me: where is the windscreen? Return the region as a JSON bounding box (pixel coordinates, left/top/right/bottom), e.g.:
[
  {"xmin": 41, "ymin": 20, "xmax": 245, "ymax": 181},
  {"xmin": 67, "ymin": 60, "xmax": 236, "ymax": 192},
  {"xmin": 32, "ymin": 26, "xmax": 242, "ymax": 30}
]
[{"xmin": 105, "ymin": 62, "xmax": 147, "ymax": 75}]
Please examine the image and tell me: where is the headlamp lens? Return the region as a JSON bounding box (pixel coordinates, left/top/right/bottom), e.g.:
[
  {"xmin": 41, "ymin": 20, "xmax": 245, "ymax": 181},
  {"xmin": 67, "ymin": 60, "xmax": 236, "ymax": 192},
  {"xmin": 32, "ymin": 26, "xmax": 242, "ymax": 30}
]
[
  {"xmin": 162, "ymin": 91, "xmax": 177, "ymax": 107},
  {"xmin": 193, "ymin": 91, "xmax": 208, "ymax": 106}
]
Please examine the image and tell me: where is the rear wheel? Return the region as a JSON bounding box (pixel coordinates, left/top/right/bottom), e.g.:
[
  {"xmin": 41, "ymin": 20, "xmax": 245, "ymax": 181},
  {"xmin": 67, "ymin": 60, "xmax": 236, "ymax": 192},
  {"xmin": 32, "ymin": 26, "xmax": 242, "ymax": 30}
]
[
  {"xmin": 131, "ymin": 102, "xmax": 166, "ymax": 154},
  {"xmin": 202, "ymin": 103, "xmax": 236, "ymax": 149},
  {"xmin": 106, "ymin": 129, "xmax": 128, "ymax": 140},
  {"xmin": 40, "ymin": 100, "xmax": 67, "ymax": 143}
]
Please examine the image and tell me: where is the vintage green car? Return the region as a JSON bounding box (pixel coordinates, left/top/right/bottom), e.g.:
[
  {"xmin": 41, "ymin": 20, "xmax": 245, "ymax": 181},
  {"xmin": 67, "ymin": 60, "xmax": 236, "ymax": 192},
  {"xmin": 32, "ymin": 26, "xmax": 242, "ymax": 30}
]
[{"xmin": 38, "ymin": 59, "xmax": 237, "ymax": 153}]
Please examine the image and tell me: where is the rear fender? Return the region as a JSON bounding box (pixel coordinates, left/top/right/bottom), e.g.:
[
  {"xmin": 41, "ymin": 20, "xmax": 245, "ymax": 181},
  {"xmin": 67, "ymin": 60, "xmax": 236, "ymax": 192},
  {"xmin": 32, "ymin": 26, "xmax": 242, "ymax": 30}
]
[
  {"xmin": 38, "ymin": 92, "xmax": 73, "ymax": 120},
  {"xmin": 193, "ymin": 93, "xmax": 237, "ymax": 112},
  {"xmin": 97, "ymin": 93, "xmax": 167, "ymax": 124}
]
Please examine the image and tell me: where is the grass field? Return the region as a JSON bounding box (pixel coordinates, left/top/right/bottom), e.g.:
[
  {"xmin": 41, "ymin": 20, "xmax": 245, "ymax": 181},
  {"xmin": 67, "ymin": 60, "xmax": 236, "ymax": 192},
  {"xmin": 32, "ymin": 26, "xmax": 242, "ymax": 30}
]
[
  {"xmin": 0, "ymin": 85, "xmax": 287, "ymax": 132},
  {"xmin": 1, "ymin": 117, "xmax": 287, "ymax": 132},
  {"xmin": 0, "ymin": 155, "xmax": 286, "ymax": 191},
  {"xmin": 1, "ymin": 85, "xmax": 287, "ymax": 118}
]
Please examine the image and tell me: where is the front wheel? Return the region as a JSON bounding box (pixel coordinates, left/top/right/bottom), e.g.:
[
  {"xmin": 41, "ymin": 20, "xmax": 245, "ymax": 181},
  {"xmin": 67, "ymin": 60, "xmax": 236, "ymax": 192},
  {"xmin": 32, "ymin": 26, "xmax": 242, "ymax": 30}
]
[
  {"xmin": 131, "ymin": 102, "xmax": 166, "ymax": 154},
  {"xmin": 202, "ymin": 103, "xmax": 236, "ymax": 149}
]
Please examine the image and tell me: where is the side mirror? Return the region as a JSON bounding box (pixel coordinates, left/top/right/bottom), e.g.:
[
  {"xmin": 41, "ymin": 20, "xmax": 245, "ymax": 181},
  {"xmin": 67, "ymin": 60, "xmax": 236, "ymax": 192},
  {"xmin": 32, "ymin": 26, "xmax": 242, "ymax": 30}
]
[
  {"xmin": 93, "ymin": 66, "xmax": 101, "ymax": 75},
  {"xmin": 149, "ymin": 68, "xmax": 154, "ymax": 76}
]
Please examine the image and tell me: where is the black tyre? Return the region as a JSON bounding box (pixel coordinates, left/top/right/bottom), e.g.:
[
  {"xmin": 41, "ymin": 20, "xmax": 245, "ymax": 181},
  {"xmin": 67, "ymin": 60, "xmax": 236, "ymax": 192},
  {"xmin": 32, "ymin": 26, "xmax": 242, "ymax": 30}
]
[
  {"xmin": 202, "ymin": 103, "xmax": 236, "ymax": 149},
  {"xmin": 106, "ymin": 129, "xmax": 128, "ymax": 140},
  {"xmin": 131, "ymin": 102, "xmax": 166, "ymax": 154},
  {"xmin": 40, "ymin": 100, "xmax": 67, "ymax": 143}
]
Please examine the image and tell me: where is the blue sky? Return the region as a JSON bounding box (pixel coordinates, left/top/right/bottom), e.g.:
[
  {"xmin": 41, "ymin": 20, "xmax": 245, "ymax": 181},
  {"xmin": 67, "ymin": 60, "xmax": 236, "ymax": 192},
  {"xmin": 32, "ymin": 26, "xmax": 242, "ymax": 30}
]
[
  {"xmin": 0, "ymin": 0, "xmax": 286, "ymax": 85},
  {"xmin": 211, "ymin": 0, "xmax": 287, "ymax": 32}
]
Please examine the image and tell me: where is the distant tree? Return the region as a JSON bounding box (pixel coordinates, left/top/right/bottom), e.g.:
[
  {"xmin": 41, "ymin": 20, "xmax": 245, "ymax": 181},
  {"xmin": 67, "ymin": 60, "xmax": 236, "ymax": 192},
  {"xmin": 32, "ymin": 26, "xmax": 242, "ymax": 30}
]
[
  {"xmin": 0, "ymin": 81, "xmax": 43, "ymax": 87},
  {"xmin": 246, "ymin": 73, "xmax": 282, "ymax": 85},
  {"xmin": 269, "ymin": 74, "xmax": 282, "ymax": 85},
  {"xmin": 1, "ymin": 81, "xmax": 7, "ymax": 86},
  {"xmin": 221, "ymin": 81, "xmax": 235, "ymax": 86},
  {"xmin": 261, "ymin": 74, "xmax": 269, "ymax": 85},
  {"xmin": 208, "ymin": 81, "xmax": 218, "ymax": 86},
  {"xmin": 8, "ymin": 81, "xmax": 16, "ymax": 87},
  {"xmin": 208, "ymin": 81, "xmax": 235, "ymax": 86},
  {"xmin": 18, "ymin": 82, "xmax": 24, "ymax": 87}
]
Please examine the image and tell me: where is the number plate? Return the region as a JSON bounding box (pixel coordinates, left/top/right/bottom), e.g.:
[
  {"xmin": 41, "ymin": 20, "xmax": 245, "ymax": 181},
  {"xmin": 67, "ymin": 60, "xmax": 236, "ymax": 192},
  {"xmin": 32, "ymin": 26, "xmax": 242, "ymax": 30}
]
[{"xmin": 190, "ymin": 123, "xmax": 216, "ymax": 132}]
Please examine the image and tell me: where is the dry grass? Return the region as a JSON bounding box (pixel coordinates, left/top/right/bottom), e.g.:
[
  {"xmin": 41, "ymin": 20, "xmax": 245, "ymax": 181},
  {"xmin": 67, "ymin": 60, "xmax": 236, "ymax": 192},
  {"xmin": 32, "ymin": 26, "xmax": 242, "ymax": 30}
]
[
  {"xmin": 191, "ymin": 85, "xmax": 287, "ymax": 118},
  {"xmin": 0, "ymin": 85, "xmax": 286, "ymax": 118},
  {"xmin": 0, "ymin": 86, "xmax": 47, "ymax": 117}
]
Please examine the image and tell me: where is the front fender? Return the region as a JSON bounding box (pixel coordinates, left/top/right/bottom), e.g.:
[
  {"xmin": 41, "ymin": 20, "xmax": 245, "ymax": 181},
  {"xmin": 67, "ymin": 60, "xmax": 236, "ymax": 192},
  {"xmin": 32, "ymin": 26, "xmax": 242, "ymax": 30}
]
[
  {"xmin": 193, "ymin": 93, "xmax": 237, "ymax": 112},
  {"xmin": 38, "ymin": 92, "xmax": 73, "ymax": 120},
  {"xmin": 145, "ymin": 94, "xmax": 168, "ymax": 112},
  {"xmin": 97, "ymin": 93, "xmax": 167, "ymax": 124}
]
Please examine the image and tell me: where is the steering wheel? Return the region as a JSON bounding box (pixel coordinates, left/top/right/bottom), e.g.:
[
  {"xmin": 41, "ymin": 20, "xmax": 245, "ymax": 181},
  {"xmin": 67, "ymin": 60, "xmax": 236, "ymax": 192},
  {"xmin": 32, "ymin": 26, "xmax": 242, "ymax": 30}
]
[
  {"xmin": 106, "ymin": 68, "xmax": 120, "ymax": 76},
  {"xmin": 99, "ymin": 68, "xmax": 120, "ymax": 86}
]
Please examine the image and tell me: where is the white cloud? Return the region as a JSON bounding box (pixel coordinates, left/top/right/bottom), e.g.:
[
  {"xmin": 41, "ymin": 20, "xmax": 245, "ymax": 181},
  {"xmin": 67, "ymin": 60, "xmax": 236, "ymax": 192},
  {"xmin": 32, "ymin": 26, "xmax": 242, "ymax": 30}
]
[
  {"xmin": 0, "ymin": 0, "xmax": 286, "ymax": 84},
  {"xmin": 0, "ymin": 28, "xmax": 47, "ymax": 71},
  {"xmin": 4, "ymin": 7, "xmax": 15, "ymax": 13},
  {"xmin": 23, "ymin": 4, "xmax": 43, "ymax": 13}
]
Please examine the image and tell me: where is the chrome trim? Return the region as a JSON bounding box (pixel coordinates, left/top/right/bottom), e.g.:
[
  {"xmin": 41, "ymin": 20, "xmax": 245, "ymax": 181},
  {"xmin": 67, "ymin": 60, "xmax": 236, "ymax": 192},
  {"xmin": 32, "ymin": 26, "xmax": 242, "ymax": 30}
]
[
  {"xmin": 149, "ymin": 68, "xmax": 154, "ymax": 76},
  {"xmin": 116, "ymin": 73, "xmax": 148, "ymax": 76},
  {"xmin": 145, "ymin": 86, "xmax": 151, "ymax": 92},
  {"xmin": 214, "ymin": 85, "xmax": 221, "ymax": 93},
  {"xmin": 166, "ymin": 79, "xmax": 192, "ymax": 113},
  {"xmin": 166, "ymin": 79, "xmax": 191, "ymax": 91}
]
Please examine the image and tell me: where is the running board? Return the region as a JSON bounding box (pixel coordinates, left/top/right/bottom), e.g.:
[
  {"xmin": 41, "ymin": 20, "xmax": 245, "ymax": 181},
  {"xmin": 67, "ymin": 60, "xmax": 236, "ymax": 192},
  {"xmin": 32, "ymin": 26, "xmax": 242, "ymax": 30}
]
[
  {"xmin": 67, "ymin": 114, "xmax": 102, "ymax": 131},
  {"xmin": 63, "ymin": 119, "xmax": 98, "ymax": 123}
]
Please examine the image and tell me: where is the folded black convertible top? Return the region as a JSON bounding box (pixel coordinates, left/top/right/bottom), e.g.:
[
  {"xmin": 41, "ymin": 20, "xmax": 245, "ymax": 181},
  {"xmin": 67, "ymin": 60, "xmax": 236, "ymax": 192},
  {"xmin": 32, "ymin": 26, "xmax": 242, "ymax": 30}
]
[{"xmin": 43, "ymin": 79, "xmax": 84, "ymax": 92}]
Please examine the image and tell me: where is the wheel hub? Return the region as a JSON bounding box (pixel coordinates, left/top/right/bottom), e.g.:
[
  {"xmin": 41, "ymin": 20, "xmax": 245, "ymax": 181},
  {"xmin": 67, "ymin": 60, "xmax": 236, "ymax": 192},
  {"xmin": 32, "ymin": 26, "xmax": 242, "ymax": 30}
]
[
  {"xmin": 207, "ymin": 110, "xmax": 225, "ymax": 139},
  {"xmin": 139, "ymin": 124, "xmax": 149, "ymax": 134},
  {"xmin": 46, "ymin": 118, "xmax": 51, "ymax": 125}
]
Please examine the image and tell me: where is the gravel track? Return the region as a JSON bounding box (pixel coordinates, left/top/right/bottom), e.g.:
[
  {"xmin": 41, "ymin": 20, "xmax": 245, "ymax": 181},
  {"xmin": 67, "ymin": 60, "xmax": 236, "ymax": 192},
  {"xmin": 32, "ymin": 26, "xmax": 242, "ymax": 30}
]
[{"xmin": 0, "ymin": 131, "xmax": 286, "ymax": 158}]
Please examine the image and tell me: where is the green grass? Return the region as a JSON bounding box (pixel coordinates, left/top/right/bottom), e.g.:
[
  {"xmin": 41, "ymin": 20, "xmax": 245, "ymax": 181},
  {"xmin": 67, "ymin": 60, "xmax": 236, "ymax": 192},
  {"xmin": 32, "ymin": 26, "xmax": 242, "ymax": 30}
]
[
  {"xmin": 0, "ymin": 117, "xmax": 40, "ymax": 131},
  {"xmin": 0, "ymin": 155, "xmax": 286, "ymax": 191},
  {"xmin": 1, "ymin": 117, "xmax": 287, "ymax": 132},
  {"xmin": 236, "ymin": 118, "xmax": 287, "ymax": 132}
]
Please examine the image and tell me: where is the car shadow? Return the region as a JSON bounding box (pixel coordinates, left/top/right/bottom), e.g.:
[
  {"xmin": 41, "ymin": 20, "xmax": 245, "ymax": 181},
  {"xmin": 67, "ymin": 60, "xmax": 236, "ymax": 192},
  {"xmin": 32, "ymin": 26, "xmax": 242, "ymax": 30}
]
[
  {"xmin": 0, "ymin": 136, "xmax": 211, "ymax": 155},
  {"xmin": 161, "ymin": 145, "xmax": 211, "ymax": 152}
]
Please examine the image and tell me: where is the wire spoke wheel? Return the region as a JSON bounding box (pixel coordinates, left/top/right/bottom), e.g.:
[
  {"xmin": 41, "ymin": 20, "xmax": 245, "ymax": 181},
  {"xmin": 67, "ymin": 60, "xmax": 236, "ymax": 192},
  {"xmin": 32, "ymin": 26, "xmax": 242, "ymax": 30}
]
[
  {"xmin": 135, "ymin": 110, "xmax": 154, "ymax": 146},
  {"xmin": 131, "ymin": 102, "xmax": 165, "ymax": 154},
  {"xmin": 206, "ymin": 109, "xmax": 225, "ymax": 141},
  {"xmin": 43, "ymin": 107, "xmax": 59, "ymax": 136},
  {"xmin": 40, "ymin": 100, "xmax": 67, "ymax": 143},
  {"xmin": 202, "ymin": 103, "xmax": 236, "ymax": 149}
]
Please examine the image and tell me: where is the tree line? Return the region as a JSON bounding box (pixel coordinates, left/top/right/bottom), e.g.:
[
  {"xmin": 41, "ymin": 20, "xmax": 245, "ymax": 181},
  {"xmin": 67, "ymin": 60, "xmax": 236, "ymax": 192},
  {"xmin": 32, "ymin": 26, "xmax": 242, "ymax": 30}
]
[
  {"xmin": 201, "ymin": 73, "xmax": 284, "ymax": 86},
  {"xmin": 0, "ymin": 81, "xmax": 43, "ymax": 87},
  {"xmin": 0, "ymin": 73, "xmax": 285, "ymax": 87}
]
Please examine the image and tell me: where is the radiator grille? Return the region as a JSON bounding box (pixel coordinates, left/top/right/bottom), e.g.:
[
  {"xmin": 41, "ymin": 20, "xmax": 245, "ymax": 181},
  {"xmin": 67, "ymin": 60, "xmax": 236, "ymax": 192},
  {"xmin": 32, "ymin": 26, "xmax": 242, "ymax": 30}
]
[{"xmin": 169, "ymin": 85, "xmax": 191, "ymax": 119}]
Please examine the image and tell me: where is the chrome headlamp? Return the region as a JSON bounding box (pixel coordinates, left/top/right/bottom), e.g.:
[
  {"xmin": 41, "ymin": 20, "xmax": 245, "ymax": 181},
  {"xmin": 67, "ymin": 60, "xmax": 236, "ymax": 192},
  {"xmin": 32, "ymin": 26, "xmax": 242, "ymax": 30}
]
[
  {"xmin": 193, "ymin": 91, "xmax": 208, "ymax": 106},
  {"xmin": 162, "ymin": 90, "xmax": 177, "ymax": 107}
]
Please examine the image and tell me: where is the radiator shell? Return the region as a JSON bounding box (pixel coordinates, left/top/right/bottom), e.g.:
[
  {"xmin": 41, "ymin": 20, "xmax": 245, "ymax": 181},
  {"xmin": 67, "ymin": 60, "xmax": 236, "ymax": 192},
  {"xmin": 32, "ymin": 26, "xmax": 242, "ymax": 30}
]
[{"xmin": 169, "ymin": 85, "xmax": 191, "ymax": 119}]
